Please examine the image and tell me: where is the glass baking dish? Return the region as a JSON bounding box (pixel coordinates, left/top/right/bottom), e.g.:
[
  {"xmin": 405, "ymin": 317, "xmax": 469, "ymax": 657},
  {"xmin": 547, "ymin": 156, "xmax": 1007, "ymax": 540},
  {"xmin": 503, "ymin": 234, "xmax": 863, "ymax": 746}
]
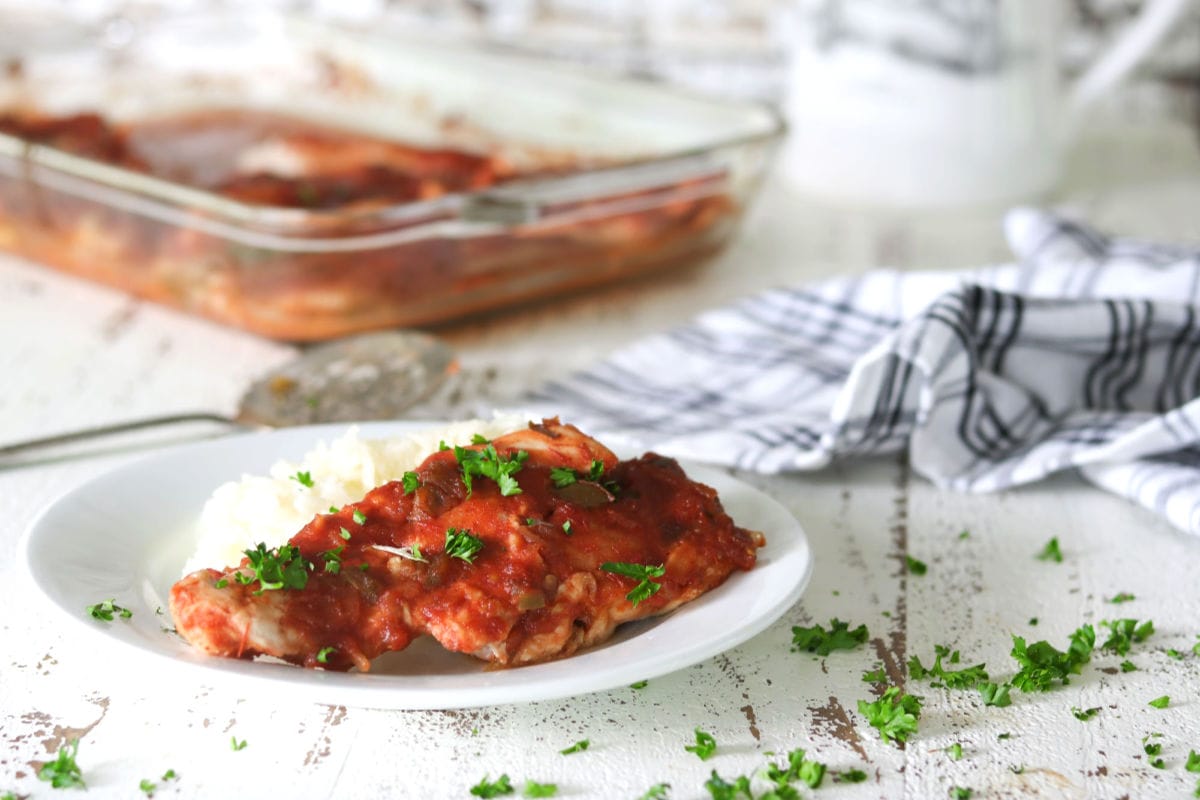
[{"xmin": 0, "ymin": 11, "xmax": 782, "ymax": 341}]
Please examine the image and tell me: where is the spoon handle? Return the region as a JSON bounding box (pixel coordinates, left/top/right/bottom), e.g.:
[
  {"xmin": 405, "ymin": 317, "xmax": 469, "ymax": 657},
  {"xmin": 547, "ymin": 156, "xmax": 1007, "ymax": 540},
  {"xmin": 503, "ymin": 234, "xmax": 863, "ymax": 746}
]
[{"xmin": 0, "ymin": 413, "xmax": 243, "ymax": 458}]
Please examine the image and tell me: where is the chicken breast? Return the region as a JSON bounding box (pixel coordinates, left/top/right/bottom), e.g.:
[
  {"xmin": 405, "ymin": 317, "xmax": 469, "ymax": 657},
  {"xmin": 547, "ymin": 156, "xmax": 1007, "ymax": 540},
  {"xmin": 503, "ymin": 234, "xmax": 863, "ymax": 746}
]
[{"xmin": 169, "ymin": 419, "xmax": 762, "ymax": 671}]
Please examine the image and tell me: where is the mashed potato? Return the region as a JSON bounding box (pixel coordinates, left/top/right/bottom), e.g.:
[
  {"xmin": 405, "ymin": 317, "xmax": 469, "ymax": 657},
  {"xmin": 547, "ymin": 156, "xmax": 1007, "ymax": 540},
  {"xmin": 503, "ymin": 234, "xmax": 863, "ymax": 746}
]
[{"xmin": 184, "ymin": 413, "xmax": 530, "ymax": 574}]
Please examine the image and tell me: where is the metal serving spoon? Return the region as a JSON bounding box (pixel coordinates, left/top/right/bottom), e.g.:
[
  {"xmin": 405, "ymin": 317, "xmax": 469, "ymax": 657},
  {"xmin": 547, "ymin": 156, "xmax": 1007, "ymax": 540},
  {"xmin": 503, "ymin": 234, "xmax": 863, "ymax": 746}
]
[{"xmin": 0, "ymin": 331, "xmax": 457, "ymax": 459}]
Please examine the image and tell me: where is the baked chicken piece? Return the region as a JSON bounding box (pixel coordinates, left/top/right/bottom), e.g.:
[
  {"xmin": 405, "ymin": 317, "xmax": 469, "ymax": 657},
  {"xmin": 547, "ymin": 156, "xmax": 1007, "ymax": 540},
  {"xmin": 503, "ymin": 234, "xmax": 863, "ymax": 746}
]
[{"xmin": 170, "ymin": 419, "xmax": 762, "ymax": 671}]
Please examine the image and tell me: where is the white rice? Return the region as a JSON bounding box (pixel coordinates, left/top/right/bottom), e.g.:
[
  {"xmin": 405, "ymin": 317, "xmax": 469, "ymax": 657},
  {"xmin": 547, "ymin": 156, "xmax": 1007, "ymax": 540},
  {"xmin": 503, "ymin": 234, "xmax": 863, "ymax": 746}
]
[{"xmin": 184, "ymin": 413, "xmax": 530, "ymax": 574}]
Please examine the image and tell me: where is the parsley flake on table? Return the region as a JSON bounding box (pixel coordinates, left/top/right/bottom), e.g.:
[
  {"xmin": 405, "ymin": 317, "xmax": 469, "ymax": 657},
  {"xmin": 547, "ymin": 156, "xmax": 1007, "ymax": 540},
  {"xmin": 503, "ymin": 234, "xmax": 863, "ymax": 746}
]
[
  {"xmin": 316, "ymin": 646, "xmax": 335, "ymax": 664},
  {"xmin": 703, "ymin": 770, "xmax": 751, "ymax": 800},
  {"xmin": 685, "ymin": 728, "xmax": 717, "ymax": 761},
  {"xmin": 858, "ymin": 686, "xmax": 923, "ymax": 745},
  {"xmin": 950, "ymin": 788, "xmax": 972, "ymax": 800},
  {"xmin": 1143, "ymin": 734, "xmax": 1165, "ymax": 768},
  {"xmin": 638, "ymin": 783, "xmax": 670, "ymax": 800},
  {"xmin": 1107, "ymin": 592, "xmax": 1136, "ymax": 604},
  {"xmin": 559, "ymin": 739, "xmax": 589, "ymax": 755},
  {"xmin": 290, "ymin": 470, "xmax": 314, "ymax": 488},
  {"xmin": 1148, "ymin": 695, "xmax": 1170, "ymax": 709},
  {"xmin": 236, "ymin": 543, "xmax": 310, "ymax": 594},
  {"xmin": 1120, "ymin": 659, "xmax": 1138, "ymax": 672},
  {"xmin": 353, "ymin": 509, "xmax": 368, "ymax": 525},
  {"xmin": 977, "ymin": 682, "xmax": 1012, "ymax": 707},
  {"xmin": 1036, "ymin": 537, "xmax": 1063, "ymax": 563},
  {"xmin": 862, "ymin": 667, "xmax": 888, "ymax": 683},
  {"xmin": 1008, "ymin": 623, "xmax": 1094, "ymax": 692},
  {"xmin": 522, "ymin": 779, "xmax": 557, "ymax": 798},
  {"xmin": 906, "ymin": 556, "xmax": 928, "ymax": 575},
  {"xmin": 455, "ymin": 443, "xmax": 529, "ymax": 497},
  {"xmin": 1099, "ymin": 618, "xmax": 1154, "ymax": 655},
  {"xmin": 908, "ymin": 644, "xmax": 988, "ymax": 689},
  {"xmin": 1072, "ymin": 706, "xmax": 1101, "ymax": 721},
  {"xmin": 947, "ymin": 743, "xmax": 963, "ymax": 761},
  {"xmin": 958, "ymin": 529, "xmax": 970, "ymax": 540},
  {"xmin": 470, "ymin": 774, "xmax": 514, "ymax": 798},
  {"xmin": 600, "ymin": 562, "xmax": 665, "ymax": 606},
  {"xmin": 791, "ymin": 619, "xmax": 869, "ymax": 656},
  {"xmin": 771, "ymin": 748, "xmax": 826, "ymax": 789},
  {"xmin": 38, "ymin": 738, "xmax": 85, "ymax": 789},
  {"xmin": 839, "ymin": 769, "xmax": 868, "ymax": 783},
  {"xmin": 631, "ymin": 679, "xmax": 649, "ymax": 690},
  {"xmin": 139, "ymin": 778, "xmax": 156, "ymax": 795},
  {"xmin": 231, "ymin": 736, "xmax": 247, "ymax": 751},
  {"xmin": 401, "ymin": 471, "xmax": 421, "ymax": 494},
  {"xmin": 445, "ymin": 528, "xmax": 485, "ymax": 563},
  {"xmin": 162, "ymin": 769, "xmax": 177, "ymax": 781},
  {"xmin": 86, "ymin": 598, "xmax": 132, "ymax": 621},
  {"xmin": 1187, "ymin": 750, "xmax": 1200, "ymax": 772}
]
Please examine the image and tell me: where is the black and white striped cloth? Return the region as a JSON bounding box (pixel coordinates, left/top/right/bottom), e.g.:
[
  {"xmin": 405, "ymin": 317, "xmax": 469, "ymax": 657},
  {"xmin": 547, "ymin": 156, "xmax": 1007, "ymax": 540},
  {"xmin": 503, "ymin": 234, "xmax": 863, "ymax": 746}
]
[{"xmin": 525, "ymin": 209, "xmax": 1200, "ymax": 537}]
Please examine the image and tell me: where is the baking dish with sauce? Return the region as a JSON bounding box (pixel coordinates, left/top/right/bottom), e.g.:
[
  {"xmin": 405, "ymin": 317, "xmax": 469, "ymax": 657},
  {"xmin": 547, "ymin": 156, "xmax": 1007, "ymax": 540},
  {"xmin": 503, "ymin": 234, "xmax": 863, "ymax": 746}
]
[{"xmin": 0, "ymin": 12, "xmax": 782, "ymax": 340}]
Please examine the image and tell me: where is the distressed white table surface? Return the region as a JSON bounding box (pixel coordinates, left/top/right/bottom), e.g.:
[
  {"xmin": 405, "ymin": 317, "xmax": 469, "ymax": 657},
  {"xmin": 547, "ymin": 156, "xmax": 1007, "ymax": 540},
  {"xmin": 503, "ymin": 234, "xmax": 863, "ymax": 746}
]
[{"xmin": 3, "ymin": 121, "xmax": 1200, "ymax": 800}]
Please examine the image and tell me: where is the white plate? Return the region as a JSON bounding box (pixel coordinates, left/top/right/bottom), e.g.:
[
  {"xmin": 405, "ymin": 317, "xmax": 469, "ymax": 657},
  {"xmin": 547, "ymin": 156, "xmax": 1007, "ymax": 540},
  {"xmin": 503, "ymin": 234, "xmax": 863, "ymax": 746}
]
[{"xmin": 20, "ymin": 422, "xmax": 811, "ymax": 710}]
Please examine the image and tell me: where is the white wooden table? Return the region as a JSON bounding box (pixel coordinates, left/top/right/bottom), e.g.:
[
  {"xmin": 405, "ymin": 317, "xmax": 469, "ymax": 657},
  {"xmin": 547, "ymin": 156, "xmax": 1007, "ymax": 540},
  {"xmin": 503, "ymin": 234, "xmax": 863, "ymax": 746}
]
[{"xmin": 3, "ymin": 120, "xmax": 1200, "ymax": 799}]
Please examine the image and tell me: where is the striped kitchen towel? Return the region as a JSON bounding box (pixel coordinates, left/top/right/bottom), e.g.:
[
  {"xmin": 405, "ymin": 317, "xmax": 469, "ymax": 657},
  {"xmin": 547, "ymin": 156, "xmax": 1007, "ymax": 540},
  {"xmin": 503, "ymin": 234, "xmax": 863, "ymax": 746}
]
[{"xmin": 526, "ymin": 209, "xmax": 1200, "ymax": 536}]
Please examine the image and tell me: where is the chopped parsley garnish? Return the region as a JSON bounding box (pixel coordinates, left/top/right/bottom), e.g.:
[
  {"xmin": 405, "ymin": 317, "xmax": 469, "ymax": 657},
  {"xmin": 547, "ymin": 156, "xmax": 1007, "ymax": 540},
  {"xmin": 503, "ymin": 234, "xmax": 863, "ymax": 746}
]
[
  {"xmin": 236, "ymin": 543, "xmax": 310, "ymax": 595},
  {"xmin": 589, "ymin": 460, "xmax": 605, "ymax": 479},
  {"xmin": 630, "ymin": 680, "xmax": 649, "ymax": 689},
  {"xmin": 1036, "ymin": 537, "xmax": 1063, "ymax": 563},
  {"xmin": 839, "ymin": 769, "xmax": 868, "ymax": 783},
  {"xmin": 906, "ymin": 556, "xmax": 928, "ymax": 576},
  {"xmin": 1099, "ymin": 618, "xmax": 1154, "ymax": 655},
  {"xmin": 1168, "ymin": 649, "xmax": 1185, "ymax": 660},
  {"xmin": 321, "ymin": 546, "xmax": 344, "ymax": 574},
  {"xmin": 1072, "ymin": 706, "xmax": 1100, "ymax": 721},
  {"xmin": 215, "ymin": 578, "xmax": 228, "ymax": 589},
  {"xmin": 561, "ymin": 520, "xmax": 572, "ymax": 535},
  {"xmin": 470, "ymin": 774, "xmax": 514, "ymax": 798},
  {"xmin": 1143, "ymin": 734, "xmax": 1165, "ymax": 768},
  {"xmin": 522, "ymin": 780, "xmax": 557, "ymax": 798},
  {"xmin": 352, "ymin": 509, "xmax": 368, "ymax": 525},
  {"xmin": 862, "ymin": 667, "xmax": 888, "ymax": 683},
  {"xmin": 638, "ymin": 783, "xmax": 670, "ymax": 800},
  {"xmin": 685, "ymin": 728, "xmax": 717, "ymax": 760},
  {"xmin": 86, "ymin": 599, "xmax": 132, "ymax": 621},
  {"xmin": 162, "ymin": 769, "xmax": 176, "ymax": 781},
  {"xmin": 559, "ymin": 739, "xmax": 589, "ymax": 755},
  {"xmin": 1008, "ymin": 624, "xmax": 1094, "ymax": 692},
  {"xmin": 764, "ymin": 748, "xmax": 826, "ymax": 789},
  {"xmin": 958, "ymin": 530, "xmax": 970, "ymax": 540},
  {"xmin": 950, "ymin": 788, "xmax": 972, "ymax": 800},
  {"xmin": 997, "ymin": 733, "xmax": 1012, "ymax": 740},
  {"xmin": 339, "ymin": 527, "xmax": 352, "ymax": 541},
  {"xmin": 703, "ymin": 771, "xmax": 751, "ymax": 800},
  {"xmin": 139, "ymin": 778, "xmax": 156, "ymax": 795},
  {"xmin": 791, "ymin": 619, "xmax": 869, "ymax": 656},
  {"xmin": 445, "ymin": 528, "xmax": 485, "ymax": 563},
  {"xmin": 455, "ymin": 443, "xmax": 529, "ymax": 497},
  {"xmin": 1108, "ymin": 592, "xmax": 1136, "ymax": 604},
  {"xmin": 1187, "ymin": 750, "xmax": 1200, "ymax": 772},
  {"xmin": 316, "ymin": 647, "xmax": 335, "ymax": 664},
  {"xmin": 1120, "ymin": 660, "xmax": 1138, "ymax": 672},
  {"xmin": 1148, "ymin": 695, "xmax": 1170, "ymax": 709},
  {"xmin": 601, "ymin": 562, "xmax": 665, "ymax": 606},
  {"xmin": 438, "ymin": 440, "xmax": 450, "ymax": 451},
  {"xmin": 329, "ymin": 505, "xmax": 340, "ymax": 513},
  {"xmin": 38, "ymin": 738, "xmax": 85, "ymax": 789},
  {"xmin": 550, "ymin": 467, "xmax": 578, "ymax": 488},
  {"xmin": 978, "ymin": 682, "xmax": 1012, "ymax": 707},
  {"xmin": 858, "ymin": 686, "xmax": 922, "ymax": 745},
  {"xmin": 401, "ymin": 471, "xmax": 421, "ymax": 494},
  {"xmin": 230, "ymin": 737, "xmax": 247, "ymax": 751},
  {"xmin": 290, "ymin": 470, "xmax": 314, "ymax": 488},
  {"xmin": 471, "ymin": 434, "xmax": 490, "ymax": 445},
  {"xmin": 1029, "ymin": 618, "xmax": 1039, "ymax": 626},
  {"xmin": 908, "ymin": 644, "xmax": 988, "ymax": 689},
  {"xmin": 947, "ymin": 743, "xmax": 963, "ymax": 761}
]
